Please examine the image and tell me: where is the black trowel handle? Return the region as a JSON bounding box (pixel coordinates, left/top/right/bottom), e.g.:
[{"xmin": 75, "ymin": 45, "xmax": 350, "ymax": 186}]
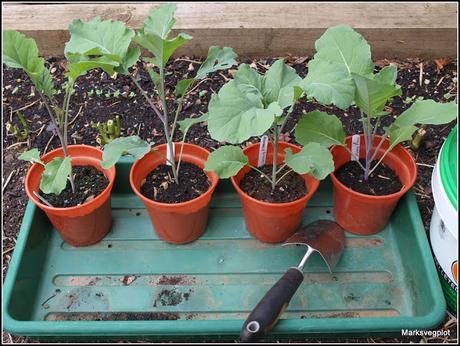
[{"xmin": 240, "ymin": 267, "xmax": 304, "ymax": 342}]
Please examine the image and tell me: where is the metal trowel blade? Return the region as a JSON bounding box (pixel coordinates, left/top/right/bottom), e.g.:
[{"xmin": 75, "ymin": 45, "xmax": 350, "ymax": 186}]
[{"xmin": 282, "ymin": 220, "xmax": 346, "ymax": 272}]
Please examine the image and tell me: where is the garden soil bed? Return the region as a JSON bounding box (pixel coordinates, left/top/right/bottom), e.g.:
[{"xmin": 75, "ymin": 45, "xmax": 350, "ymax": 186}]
[{"xmin": 2, "ymin": 55, "xmax": 457, "ymax": 343}]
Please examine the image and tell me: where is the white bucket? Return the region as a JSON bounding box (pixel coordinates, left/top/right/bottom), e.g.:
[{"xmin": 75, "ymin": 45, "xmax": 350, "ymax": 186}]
[{"xmin": 429, "ymin": 127, "xmax": 457, "ymax": 312}]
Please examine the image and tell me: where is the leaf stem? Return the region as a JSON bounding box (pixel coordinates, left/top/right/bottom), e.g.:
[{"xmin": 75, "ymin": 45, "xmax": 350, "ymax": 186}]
[
  {"xmin": 150, "ymin": 147, "xmax": 176, "ymax": 166},
  {"xmin": 342, "ymin": 145, "xmax": 366, "ymax": 171},
  {"xmin": 63, "ymin": 82, "xmax": 76, "ymax": 193},
  {"xmin": 159, "ymin": 67, "xmax": 179, "ymax": 184},
  {"xmin": 248, "ymin": 164, "xmax": 274, "ymax": 185},
  {"xmin": 128, "ymin": 73, "xmax": 166, "ymax": 125},
  {"xmin": 276, "ymin": 163, "xmax": 287, "ymax": 175},
  {"xmin": 33, "ymin": 190, "xmax": 54, "ymax": 207},
  {"xmin": 271, "ymin": 125, "xmax": 279, "ymax": 190},
  {"xmin": 362, "ymin": 111, "xmax": 373, "ymax": 180},
  {"xmin": 37, "ymin": 91, "xmax": 66, "ymax": 153},
  {"xmin": 367, "ymin": 146, "xmax": 393, "ymax": 177},
  {"xmin": 170, "ymin": 82, "xmax": 194, "ymax": 139},
  {"xmin": 369, "ymin": 135, "xmax": 387, "ymax": 163},
  {"xmin": 275, "ymin": 168, "xmax": 294, "ymax": 185}
]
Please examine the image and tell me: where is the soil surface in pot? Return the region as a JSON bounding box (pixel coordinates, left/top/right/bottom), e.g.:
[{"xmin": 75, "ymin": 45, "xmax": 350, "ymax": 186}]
[
  {"xmin": 140, "ymin": 162, "xmax": 211, "ymax": 203},
  {"xmin": 335, "ymin": 159, "xmax": 403, "ymax": 196},
  {"xmin": 39, "ymin": 166, "xmax": 109, "ymax": 208},
  {"xmin": 240, "ymin": 164, "xmax": 308, "ymax": 203}
]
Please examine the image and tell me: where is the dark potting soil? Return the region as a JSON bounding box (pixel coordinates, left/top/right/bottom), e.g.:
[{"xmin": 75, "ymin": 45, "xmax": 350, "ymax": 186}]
[
  {"xmin": 335, "ymin": 159, "xmax": 403, "ymax": 196},
  {"xmin": 240, "ymin": 164, "xmax": 308, "ymax": 203},
  {"xmin": 140, "ymin": 162, "xmax": 211, "ymax": 203},
  {"xmin": 39, "ymin": 165, "xmax": 109, "ymax": 208}
]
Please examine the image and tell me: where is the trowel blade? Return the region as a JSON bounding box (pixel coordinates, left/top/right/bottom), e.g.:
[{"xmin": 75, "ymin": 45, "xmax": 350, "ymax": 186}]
[{"xmin": 282, "ymin": 220, "xmax": 345, "ymax": 272}]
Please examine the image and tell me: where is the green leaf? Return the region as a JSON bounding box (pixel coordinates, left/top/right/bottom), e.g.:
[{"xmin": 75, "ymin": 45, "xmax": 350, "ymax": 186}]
[
  {"xmin": 387, "ymin": 124, "xmax": 418, "ymax": 150},
  {"xmin": 234, "ymin": 64, "xmax": 264, "ymax": 91},
  {"xmin": 134, "ymin": 4, "xmax": 192, "ymax": 68},
  {"xmin": 284, "ymin": 144, "xmax": 334, "ymax": 180},
  {"xmin": 18, "ymin": 148, "xmax": 44, "ymax": 165},
  {"xmin": 207, "ymin": 80, "xmax": 282, "ymax": 144},
  {"xmin": 262, "ymin": 59, "xmax": 301, "ymax": 108},
  {"xmin": 143, "ymin": 3, "xmax": 177, "ymax": 39},
  {"xmin": 374, "ymin": 65, "xmax": 398, "ymax": 85},
  {"xmin": 101, "ymin": 136, "xmax": 151, "ymax": 169},
  {"xmin": 134, "ymin": 32, "xmax": 192, "ymax": 69},
  {"xmin": 66, "ymin": 56, "xmax": 120, "ymax": 81},
  {"xmin": 3, "ymin": 30, "xmax": 55, "ymax": 98},
  {"xmin": 204, "ymin": 146, "xmax": 248, "ymax": 179},
  {"xmin": 394, "ymin": 100, "xmax": 458, "ymax": 127},
  {"xmin": 352, "ymin": 73, "xmax": 401, "ymax": 116},
  {"xmin": 301, "ymin": 59, "xmax": 355, "ymax": 109},
  {"xmin": 300, "ymin": 25, "xmax": 374, "ymax": 110},
  {"xmin": 293, "ymin": 86, "xmax": 304, "ymax": 102},
  {"xmin": 118, "ymin": 46, "xmax": 141, "ymax": 74},
  {"xmin": 175, "ymin": 78, "xmax": 194, "ymax": 97},
  {"xmin": 294, "ymin": 111, "xmax": 346, "ymax": 147},
  {"xmin": 233, "ymin": 63, "xmax": 264, "ymax": 103},
  {"xmin": 314, "ymin": 25, "xmax": 374, "ymax": 76},
  {"xmin": 65, "ymin": 17, "xmax": 136, "ymax": 77},
  {"xmin": 146, "ymin": 66, "xmax": 162, "ymax": 98},
  {"xmin": 195, "ymin": 46, "xmax": 237, "ymax": 80},
  {"xmin": 40, "ymin": 157, "xmax": 72, "ymax": 195},
  {"xmin": 177, "ymin": 114, "xmax": 209, "ymax": 136},
  {"xmin": 65, "ymin": 17, "xmax": 134, "ymax": 58}
]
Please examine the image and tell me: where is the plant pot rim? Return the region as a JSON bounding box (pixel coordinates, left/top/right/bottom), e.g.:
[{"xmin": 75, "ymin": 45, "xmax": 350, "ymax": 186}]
[
  {"xmin": 25, "ymin": 144, "xmax": 116, "ymax": 212},
  {"xmin": 129, "ymin": 142, "xmax": 219, "ymax": 208},
  {"xmin": 330, "ymin": 134, "xmax": 417, "ymax": 200},
  {"xmin": 230, "ymin": 141, "xmax": 320, "ymax": 207}
]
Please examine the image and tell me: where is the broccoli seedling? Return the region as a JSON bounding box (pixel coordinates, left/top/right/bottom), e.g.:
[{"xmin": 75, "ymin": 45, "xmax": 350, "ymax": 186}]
[
  {"xmin": 3, "ymin": 17, "xmax": 139, "ymax": 196},
  {"xmin": 293, "ymin": 25, "xmax": 457, "ymax": 179},
  {"xmin": 100, "ymin": 4, "xmax": 237, "ymax": 187}
]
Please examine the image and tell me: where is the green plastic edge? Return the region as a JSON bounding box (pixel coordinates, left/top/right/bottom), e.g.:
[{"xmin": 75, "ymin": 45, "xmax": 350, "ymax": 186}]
[
  {"xmin": 2, "ymin": 163, "xmax": 447, "ymax": 339},
  {"xmin": 440, "ymin": 125, "xmax": 457, "ymax": 210},
  {"xmin": 438, "ymin": 273, "xmax": 457, "ymax": 314}
]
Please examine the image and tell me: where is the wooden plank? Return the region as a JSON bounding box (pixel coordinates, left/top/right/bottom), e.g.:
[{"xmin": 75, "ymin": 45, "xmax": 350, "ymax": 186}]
[{"xmin": 2, "ymin": 2, "xmax": 457, "ymax": 58}]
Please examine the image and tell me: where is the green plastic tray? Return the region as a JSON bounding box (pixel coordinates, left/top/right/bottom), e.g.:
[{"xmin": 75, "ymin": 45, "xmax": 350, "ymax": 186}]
[{"xmin": 3, "ymin": 157, "xmax": 446, "ymax": 341}]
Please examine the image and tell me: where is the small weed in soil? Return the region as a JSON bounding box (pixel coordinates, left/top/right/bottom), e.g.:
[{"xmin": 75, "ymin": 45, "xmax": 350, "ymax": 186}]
[
  {"xmin": 39, "ymin": 166, "xmax": 109, "ymax": 208},
  {"xmin": 240, "ymin": 164, "xmax": 308, "ymax": 203},
  {"xmin": 141, "ymin": 162, "xmax": 210, "ymax": 203},
  {"xmin": 335, "ymin": 159, "xmax": 403, "ymax": 196}
]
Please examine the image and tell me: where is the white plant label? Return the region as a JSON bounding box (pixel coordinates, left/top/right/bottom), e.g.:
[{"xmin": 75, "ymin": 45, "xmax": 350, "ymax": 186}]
[
  {"xmin": 351, "ymin": 134, "xmax": 360, "ymax": 161},
  {"xmin": 166, "ymin": 143, "xmax": 175, "ymax": 166},
  {"xmin": 258, "ymin": 135, "xmax": 269, "ymax": 167}
]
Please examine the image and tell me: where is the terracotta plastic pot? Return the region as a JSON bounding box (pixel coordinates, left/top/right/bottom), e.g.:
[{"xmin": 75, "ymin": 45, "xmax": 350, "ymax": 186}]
[
  {"xmin": 130, "ymin": 143, "xmax": 219, "ymax": 244},
  {"xmin": 330, "ymin": 134, "xmax": 417, "ymax": 235},
  {"xmin": 25, "ymin": 145, "xmax": 116, "ymax": 246},
  {"xmin": 230, "ymin": 142, "xmax": 320, "ymax": 243}
]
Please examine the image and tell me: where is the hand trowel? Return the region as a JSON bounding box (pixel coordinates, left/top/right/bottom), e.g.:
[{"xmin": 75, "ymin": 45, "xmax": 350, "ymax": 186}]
[{"xmin": 240, "ymin": 220, "xmax": 345, "ymax": 342}]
